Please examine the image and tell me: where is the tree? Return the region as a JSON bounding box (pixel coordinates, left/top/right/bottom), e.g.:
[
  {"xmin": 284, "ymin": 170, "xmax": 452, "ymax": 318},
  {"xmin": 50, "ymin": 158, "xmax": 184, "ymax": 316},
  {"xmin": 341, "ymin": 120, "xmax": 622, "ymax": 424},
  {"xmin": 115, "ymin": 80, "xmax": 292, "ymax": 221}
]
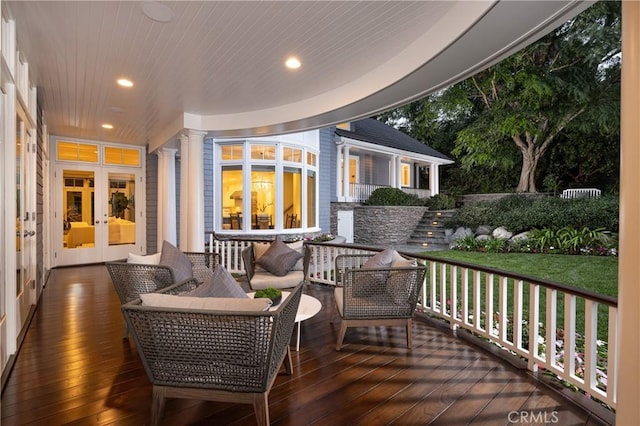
[{"xmin": 381, "ymin": 1, "xmax": 620, "ymax": 193}]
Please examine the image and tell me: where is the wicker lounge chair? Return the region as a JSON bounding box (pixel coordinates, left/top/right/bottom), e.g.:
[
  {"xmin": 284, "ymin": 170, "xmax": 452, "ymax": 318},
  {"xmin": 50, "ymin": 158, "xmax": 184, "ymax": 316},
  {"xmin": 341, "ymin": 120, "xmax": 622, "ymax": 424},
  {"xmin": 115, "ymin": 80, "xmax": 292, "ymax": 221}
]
[
  {"xmin": 242, "ymin": 243, "xmax": 310, "ymax": 290},
  {"xmin": 333, "ymin": 253, "xmax": 427, "ymax": 350},
  {"xmin": 106, "ymin": 251, "xmax": 219, "ymax": 337},
  {"xmin": 122, "ymin": 280, "xmax": 303, "ymax": 426}
]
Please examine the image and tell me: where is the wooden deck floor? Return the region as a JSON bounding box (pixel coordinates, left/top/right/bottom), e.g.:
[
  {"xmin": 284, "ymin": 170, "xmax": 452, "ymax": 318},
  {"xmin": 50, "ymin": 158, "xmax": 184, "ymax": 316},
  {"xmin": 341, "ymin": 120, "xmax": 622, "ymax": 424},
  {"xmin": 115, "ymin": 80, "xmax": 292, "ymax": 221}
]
[{"xmin": 1, "ymin": 265, "xmax": 609, "ymax": 425}]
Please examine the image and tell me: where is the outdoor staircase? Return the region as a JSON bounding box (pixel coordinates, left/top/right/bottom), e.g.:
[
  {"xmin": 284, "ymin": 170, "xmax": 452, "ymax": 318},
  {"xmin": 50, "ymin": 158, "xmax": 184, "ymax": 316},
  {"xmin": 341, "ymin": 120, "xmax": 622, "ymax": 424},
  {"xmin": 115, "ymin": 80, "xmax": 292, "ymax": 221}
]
[{"xmin": 406, "ymin": 210, "xmax": 456, "ymax": 250}]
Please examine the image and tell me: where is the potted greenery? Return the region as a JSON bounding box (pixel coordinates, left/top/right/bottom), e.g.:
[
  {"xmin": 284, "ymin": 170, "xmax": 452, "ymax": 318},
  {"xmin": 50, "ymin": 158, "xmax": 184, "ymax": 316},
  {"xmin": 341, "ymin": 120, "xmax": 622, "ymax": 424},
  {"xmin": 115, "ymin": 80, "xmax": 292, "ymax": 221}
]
[{"xmin": 254, "ymin": 287, "xmax": 282, "ymax": 306}]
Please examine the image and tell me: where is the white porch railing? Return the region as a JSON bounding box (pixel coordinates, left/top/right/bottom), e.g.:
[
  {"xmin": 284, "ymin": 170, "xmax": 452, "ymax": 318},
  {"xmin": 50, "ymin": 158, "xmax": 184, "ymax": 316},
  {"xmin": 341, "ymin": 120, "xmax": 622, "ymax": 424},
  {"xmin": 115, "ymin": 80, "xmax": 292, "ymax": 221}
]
[
  {"xmin": 210, "ymin": 237, "xmax": 618, "ymax": 410},
  {"xmin": 347, "ymin": 183, "xmax": 431, "ymax": 202},
  {"xmin": 212, "ymin": 236, "xmax": 617, "ymax": 411}
]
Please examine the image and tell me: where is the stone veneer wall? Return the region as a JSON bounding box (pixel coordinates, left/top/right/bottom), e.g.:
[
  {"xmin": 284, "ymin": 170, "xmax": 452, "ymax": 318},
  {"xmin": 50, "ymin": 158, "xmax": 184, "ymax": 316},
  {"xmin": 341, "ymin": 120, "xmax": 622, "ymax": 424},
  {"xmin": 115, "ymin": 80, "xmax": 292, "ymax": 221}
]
[{"xmin": 331, "ymin": 203, "xmax": 428, "ymax": 245}]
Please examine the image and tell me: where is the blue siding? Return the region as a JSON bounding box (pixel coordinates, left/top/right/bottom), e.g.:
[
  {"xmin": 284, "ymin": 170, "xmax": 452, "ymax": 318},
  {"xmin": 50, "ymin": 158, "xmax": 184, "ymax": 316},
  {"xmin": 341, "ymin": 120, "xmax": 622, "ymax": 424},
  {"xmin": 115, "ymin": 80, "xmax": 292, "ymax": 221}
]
[
  {"xmin": 204, "ymin": 139, "xmax": 214, "ymax": 235},
  {"xmin": 146, "ymin": 149, "xmax": 158, "ymax": 253},
  {"xmin": 319, "ymin": 126, "xmax": 335, "ymax": 232}
]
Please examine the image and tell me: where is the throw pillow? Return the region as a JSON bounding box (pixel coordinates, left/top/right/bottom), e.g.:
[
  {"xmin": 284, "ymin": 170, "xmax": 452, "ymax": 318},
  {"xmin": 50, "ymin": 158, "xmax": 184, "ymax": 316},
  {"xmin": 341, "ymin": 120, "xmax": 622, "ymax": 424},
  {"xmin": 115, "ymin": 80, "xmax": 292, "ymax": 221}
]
[
  {"xmin": 140, "ymin": 293, "xmax": 271, "ymax": 311},
  {"xmin": 252, "ymin": 242, "xmax": 271, "ymax": 271},
  {"xmin": 159, "ymin": 240, "xmax": 193, "ymax": 282},
  {"xmin": 127, "ymin": 252, "xmax": 162, "ymax": 265},
  {"xmin": 183, "ymin": 265, "xmax": 247, "ymax": 298},
  {"xmin": 390, "ymin": 250, "xmax": 418, "ymax": 268},
  {"xmin": 287, "ymin": 240, "xmax": 306, "ymax": 271},
  {"xmin": 352, "ymin": 248, "xmax": 395, "ymax": 297},
  {"xmin": 256, "ymin": 238, "xmax": 303, "ymax": 277}
]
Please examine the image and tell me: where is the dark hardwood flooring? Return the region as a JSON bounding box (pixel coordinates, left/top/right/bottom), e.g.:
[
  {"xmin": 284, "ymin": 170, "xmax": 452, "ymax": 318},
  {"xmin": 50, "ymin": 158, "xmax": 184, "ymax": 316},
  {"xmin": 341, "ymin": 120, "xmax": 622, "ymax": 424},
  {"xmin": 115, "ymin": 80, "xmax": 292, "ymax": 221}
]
[{"xmin": 1, "ymin": 265, "xmax": 608, "ymax": 425}]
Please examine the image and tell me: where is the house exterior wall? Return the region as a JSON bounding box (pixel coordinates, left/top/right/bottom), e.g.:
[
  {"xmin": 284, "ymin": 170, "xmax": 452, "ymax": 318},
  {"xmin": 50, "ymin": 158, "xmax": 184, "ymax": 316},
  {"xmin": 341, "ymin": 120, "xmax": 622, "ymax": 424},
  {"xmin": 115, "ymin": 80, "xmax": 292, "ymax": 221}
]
[
  {"xmin": 204, "ymin": 139, "xmax": 214, "ymax": 236},
  {"xmin": 373, "ymin": 156, "xmax": 390, "ymax": 185},
  {"xmin": 319, "ymin": 126, "xmax": 334, "ymax": 231},
  {"xmin": 146, "ymin": 150, "xmax": 158, "ymax": 253}
]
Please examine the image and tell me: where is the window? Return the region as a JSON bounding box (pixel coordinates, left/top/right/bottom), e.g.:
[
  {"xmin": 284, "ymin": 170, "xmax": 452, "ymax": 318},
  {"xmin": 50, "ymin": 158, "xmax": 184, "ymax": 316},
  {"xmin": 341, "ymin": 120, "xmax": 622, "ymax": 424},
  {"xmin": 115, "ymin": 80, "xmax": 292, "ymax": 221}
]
[
  {"xmin": 283, "ymin": 147, "xmax": 302, "ymax": 163},
  {"xmin": 251, "ymin": 144, "xmax": 276, "ymax": 160},
  {"xmin": 217, "ymin": 141, "xmax": 318, "ymax": 232},
  {"xmin": 401, "ymin": 163, "xmax": 411, "ymax": 187},
  {"xmin": 307, "ymin": 170, "xmax": 316, "ymax": 228},
  {"xmin": 221, "ymin": 166, "xmax": 243, "ymax": 229},
  {"xmin": 251, "ymin": 166, "xmax": 275, "ymax": 230},
  {"xmin": 104, "ymin": 147, "xmax": 140, "ymax": 166},
  {"xmin": 283, "ymin": 167, "xmax": 301, "ymax": 229},
  {"xmin": 221, "ymin": 144, "xmax": 243, "ymax": 160},
  {"xmin": 57, "ymin": 141, "xmax": 99, "ymax": 163}
]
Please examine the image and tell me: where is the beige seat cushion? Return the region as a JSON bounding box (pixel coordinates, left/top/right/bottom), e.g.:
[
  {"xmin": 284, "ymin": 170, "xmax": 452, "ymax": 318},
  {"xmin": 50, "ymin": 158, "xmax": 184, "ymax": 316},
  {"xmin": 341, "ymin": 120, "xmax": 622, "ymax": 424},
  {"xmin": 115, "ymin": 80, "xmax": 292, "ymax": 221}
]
[
  {"xmin": 140, "ymin": 293, "xmax": 271, "ymax": 311},
  {"xmin": 250, "ymin": 270, "xmax": 304, "ymax": 290}
]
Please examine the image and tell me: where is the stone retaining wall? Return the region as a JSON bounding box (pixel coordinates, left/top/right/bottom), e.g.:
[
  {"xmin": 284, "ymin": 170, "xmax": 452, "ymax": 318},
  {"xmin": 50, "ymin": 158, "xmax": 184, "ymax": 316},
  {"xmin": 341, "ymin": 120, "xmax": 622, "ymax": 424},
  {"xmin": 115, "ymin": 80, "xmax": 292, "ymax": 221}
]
[{"xmin": 331, "ymin": 203, "xmax": 428, "ymax": 245}]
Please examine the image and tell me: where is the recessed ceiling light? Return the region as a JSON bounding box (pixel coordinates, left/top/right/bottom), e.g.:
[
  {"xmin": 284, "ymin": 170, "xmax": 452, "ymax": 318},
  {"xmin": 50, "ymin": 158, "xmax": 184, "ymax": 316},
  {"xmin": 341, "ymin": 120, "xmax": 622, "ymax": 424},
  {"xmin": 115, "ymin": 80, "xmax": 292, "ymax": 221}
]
[
  {"xmin": 285, "ymin": 56, "xmax": 301, "ymax": 70},
  {"xmin": 117, "ymin": 78, "xmax": 133, "ymax": 88},
  {"xmin": 142, "ymin": 1, "xmax": 174, "ymax": 23},
  {"xmin": 102, "ymin": 124, "xmax": 114, "ymax": 129}
]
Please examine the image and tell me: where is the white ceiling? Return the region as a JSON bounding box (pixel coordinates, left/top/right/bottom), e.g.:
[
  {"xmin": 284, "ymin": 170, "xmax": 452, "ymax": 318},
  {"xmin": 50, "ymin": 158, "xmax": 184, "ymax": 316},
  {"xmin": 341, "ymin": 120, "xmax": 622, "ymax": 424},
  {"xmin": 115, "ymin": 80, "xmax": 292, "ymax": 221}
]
[{"xmin": 4, "ymin": 1, "xmax": 592, "ymax": 150}]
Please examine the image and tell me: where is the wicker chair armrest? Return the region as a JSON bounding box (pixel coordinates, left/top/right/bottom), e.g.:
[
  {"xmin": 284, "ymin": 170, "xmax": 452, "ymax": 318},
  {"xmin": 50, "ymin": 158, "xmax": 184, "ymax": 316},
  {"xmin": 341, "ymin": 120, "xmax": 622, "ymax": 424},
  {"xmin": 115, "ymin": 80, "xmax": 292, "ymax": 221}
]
[
  {"xmin": 156, "ymin": 278, "xmax": 200, "ymax": 295},
  {"xmin": 106, "ymin": 261, "xmax": 176, "ymax": 304}
]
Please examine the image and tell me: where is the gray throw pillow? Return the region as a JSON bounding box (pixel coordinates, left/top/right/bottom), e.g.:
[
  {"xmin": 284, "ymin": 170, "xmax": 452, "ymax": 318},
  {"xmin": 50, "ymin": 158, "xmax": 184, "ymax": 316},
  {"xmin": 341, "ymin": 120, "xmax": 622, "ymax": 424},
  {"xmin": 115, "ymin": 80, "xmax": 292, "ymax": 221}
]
[
  {"xmin": 159, "ymin": 240, "xmax": 193, "ymax": 282},
  {"xmin": 256, "ymin": 238, "xmax": 303, "ymax": 277},
  {"xmin": 353, "ymin": 248, "xmax": 395, "ymax": 297},
  {"xmin": 183, "ymin": 265, "xmax": 247, "ymax": 298}
]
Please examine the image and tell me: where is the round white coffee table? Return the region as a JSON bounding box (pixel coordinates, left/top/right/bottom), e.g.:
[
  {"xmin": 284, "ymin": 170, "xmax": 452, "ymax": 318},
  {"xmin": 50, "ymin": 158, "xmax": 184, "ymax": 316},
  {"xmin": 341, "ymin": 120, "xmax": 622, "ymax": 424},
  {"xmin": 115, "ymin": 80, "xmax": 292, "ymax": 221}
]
[{"xmin": 248, "ymin": 291, "xmax": 322, "ymax": 351}]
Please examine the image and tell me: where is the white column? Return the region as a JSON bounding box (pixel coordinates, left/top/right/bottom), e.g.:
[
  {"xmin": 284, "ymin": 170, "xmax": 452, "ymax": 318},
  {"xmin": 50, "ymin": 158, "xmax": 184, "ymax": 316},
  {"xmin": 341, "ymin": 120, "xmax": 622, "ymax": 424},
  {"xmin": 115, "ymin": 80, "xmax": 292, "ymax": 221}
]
[
  {"xmin": 157, "ymin": 148, "xmax": 177, "ymax": 246},
  {"xmin": 186, "ymin": 130, "xmax": 206, "ymax": 252},
  {"xmin": 179, "ymin": 134, "xmax": 189, "ymax": 251},
  {"xmin": 396, "ymin": 156, "xmax": 402, "ymax": 188},
  {"xmin": 389, "ymin": 156, "xmax": 396, "ymax": 187},
  {"xmin": 429, "ymin": 163, "xmax": 440, "ymax": 196},
  {"xmin": 342, "ymin": 145, "xmax": 350, "ymax": 201},
  {"xmin": 617, "ymin": 2, "xmax": 640, "ymax": 423},
  {"xmin": 156, "ymin": 151, "xmax": 164, "ymax": 245},
  {"xmin": 336, "ymin": 143, "xmax": 343, "ymax": 200}
]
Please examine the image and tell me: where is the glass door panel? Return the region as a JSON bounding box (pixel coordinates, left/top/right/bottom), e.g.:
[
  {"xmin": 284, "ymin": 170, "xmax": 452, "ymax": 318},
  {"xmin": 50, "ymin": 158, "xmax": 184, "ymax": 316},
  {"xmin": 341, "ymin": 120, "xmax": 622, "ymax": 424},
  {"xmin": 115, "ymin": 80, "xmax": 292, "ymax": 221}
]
[
  {"xmin": 107, "ymin": 172, "xmax": 136, "ymax": 246},
  {"xmin": 62, "ymin": 170, "xmax": 95, "ymax": 249}
]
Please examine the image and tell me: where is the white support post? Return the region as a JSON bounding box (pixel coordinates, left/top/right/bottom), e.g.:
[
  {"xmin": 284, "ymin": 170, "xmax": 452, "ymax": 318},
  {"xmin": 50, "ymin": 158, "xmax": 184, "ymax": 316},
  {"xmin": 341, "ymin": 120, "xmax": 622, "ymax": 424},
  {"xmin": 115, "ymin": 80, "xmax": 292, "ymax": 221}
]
[
  {"xmin": 335, "ymin": 143, "xmax": 343, "ymax": 200},
  {"xmin": 186, "ymin": 130, "xmax": 206, "ymax": 252},
  {"xmin": 342, "ymin": 145, "xmax": 350, "ymax": 201},
  {"xmin": 179, "ymin": 134, "xmax": 188, "ymax": 251},
  {"xmin": 617, "ymin": 1, "xmax": 640, "ymax": 422},
  {"xmin": 157, "ymin": 148, "xmax": 178, "ymax": 246},
  {"xmin": 429, "ymin": 163, "xmax": 440, "ymax": 196}
]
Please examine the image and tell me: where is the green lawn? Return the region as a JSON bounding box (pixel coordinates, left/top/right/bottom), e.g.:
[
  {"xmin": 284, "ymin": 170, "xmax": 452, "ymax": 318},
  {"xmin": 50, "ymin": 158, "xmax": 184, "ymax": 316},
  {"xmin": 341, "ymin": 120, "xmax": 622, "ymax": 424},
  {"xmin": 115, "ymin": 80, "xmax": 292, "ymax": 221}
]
[{"xmin": 423, "ymin": 251, "xmax": 618, "ymax": 297}]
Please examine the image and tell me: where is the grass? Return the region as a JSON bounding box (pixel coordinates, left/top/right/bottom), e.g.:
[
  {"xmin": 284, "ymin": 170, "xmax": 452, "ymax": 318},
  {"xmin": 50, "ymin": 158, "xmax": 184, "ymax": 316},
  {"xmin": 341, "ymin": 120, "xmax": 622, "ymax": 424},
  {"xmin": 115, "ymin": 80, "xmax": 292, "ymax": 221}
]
[{"xmin": 423, "ymin": 251, "xmax": 618, "ymax": 297}]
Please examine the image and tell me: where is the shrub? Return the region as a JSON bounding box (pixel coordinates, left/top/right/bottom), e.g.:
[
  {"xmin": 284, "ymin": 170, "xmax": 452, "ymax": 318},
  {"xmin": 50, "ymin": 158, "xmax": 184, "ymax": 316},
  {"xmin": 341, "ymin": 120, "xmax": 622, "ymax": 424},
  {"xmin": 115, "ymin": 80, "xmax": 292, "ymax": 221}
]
[
  {"xmin": 446, "ymin": 195, "xmax": 618, "ymax": 233},
  {"xmin": 425, "ymin": 193, "xmax": 457, "ymax": 210},
  {"xmin": 365, "ymin": 187, "xmax": 425, "ymax": 206}
]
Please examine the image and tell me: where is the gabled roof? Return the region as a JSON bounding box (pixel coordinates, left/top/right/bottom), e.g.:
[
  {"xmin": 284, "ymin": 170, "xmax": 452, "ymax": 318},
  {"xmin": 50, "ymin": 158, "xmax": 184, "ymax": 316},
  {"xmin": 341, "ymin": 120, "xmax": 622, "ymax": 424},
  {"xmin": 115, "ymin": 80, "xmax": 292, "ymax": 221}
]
[{"xmin": 335, "ymin": 118, "xmax": 452, "ymax": 162}]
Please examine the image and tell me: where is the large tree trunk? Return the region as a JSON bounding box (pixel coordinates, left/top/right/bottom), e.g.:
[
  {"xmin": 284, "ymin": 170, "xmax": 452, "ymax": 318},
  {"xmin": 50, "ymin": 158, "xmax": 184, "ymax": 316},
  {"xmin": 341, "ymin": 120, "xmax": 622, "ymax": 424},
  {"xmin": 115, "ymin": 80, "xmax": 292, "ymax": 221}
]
[{"xmin": 514, "ymin": 134, "xmax": 545, "ymax": 192}]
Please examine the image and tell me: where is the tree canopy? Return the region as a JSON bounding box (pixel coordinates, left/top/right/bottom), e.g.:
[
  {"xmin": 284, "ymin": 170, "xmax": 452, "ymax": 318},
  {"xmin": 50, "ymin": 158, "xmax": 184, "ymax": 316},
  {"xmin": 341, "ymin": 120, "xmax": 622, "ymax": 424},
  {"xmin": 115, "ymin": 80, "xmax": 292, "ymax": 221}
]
[{"xmin": 380, "ymin": 1, "xmax": 620, "ymax": 193}]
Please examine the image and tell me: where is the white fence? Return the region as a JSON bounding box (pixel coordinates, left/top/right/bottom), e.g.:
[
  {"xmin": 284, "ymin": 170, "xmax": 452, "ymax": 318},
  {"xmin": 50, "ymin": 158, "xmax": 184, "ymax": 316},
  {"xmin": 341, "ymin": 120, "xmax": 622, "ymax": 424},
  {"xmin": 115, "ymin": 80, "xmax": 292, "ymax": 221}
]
[
  {"xmin": 347, "ymin": 183, "xmax": 431, "ymax": 202},
  {"xmin": 561, "ymin": 188, "xmax": 601, "ymax": 199},
  {"xmin": 211, "ymin": 237, "xmax": 618, "ymax": 410}
]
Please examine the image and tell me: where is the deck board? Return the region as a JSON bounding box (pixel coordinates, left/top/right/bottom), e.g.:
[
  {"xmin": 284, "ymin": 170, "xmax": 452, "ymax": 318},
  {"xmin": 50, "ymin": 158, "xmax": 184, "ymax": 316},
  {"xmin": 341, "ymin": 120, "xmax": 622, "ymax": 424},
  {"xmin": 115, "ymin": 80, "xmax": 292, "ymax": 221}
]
[{"xmin": 1, "ymin": 265, "xmax": 607, "ymax": 425}]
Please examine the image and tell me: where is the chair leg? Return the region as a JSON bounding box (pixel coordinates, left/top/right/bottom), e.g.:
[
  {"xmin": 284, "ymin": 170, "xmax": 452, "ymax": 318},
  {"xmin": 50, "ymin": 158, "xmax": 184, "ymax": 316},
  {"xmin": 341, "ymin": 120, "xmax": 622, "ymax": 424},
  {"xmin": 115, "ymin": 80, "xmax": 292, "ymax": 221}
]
[
  {"xmin": 283, "ymin": 346, "xmax": 293, "ymax": 375},
  {"xmin": 335, "ymin": 320, "xmax": 348, "ymax": 351},
  {"xmin": 150, "ymin": 386, "xmax": 166, "ymax": 426},
  {"xmin": 122, "ymin": 322, "xmax": 129, "ymax": 339},
  {"xmin": 406, "ymin": 318, "xmax": 413, "ymax": 349},
  {"xmin": 253, "ymin": 393, "xmax": 270, "ymax": 426}
]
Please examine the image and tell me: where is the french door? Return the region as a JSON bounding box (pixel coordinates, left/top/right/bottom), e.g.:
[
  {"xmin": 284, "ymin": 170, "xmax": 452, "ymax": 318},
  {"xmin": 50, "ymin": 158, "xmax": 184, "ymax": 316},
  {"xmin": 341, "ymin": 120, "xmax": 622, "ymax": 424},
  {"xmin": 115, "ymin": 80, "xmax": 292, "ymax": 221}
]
[{"xmin": 54, "ymin": 164, "xmax": 144, "ymax": 266}]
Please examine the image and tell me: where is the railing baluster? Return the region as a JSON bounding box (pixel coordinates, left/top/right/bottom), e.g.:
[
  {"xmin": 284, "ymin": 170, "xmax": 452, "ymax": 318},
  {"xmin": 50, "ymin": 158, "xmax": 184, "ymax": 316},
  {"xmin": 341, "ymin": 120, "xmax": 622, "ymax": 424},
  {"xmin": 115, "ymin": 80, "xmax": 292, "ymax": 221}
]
[{"xmin": 529, "ymin": 283, "xmax": 540, "ymax": 371}]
